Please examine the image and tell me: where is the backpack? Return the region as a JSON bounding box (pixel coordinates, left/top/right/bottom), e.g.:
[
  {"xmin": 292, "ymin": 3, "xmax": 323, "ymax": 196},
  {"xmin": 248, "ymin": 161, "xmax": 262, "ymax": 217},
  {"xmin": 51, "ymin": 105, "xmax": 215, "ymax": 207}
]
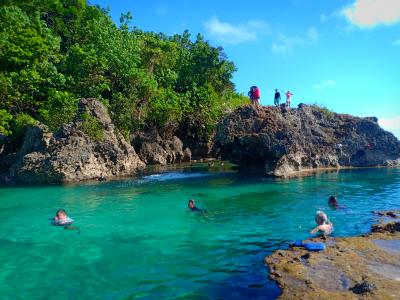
[{"xmin": 254, "ymin": 86, "xmax": 260, "ymax": 98}]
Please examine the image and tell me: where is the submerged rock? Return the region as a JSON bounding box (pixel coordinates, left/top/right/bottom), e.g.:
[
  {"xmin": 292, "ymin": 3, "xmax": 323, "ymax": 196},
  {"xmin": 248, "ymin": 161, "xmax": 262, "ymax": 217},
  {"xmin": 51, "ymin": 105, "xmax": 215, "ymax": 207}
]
[
  {"xmin": 371, "ymin": 221, "xmax": 400, "ymax": 233},
  {"xmin": 1, "ymin": 98, "xmax": 145, "ymax": 184},
  {"xmin": 266, "ymin": 216, "xmax": 400, "ymax": 299},
  {"xmin": 215, "ymin": 105, "xmax": 400, "ymax": 177}
]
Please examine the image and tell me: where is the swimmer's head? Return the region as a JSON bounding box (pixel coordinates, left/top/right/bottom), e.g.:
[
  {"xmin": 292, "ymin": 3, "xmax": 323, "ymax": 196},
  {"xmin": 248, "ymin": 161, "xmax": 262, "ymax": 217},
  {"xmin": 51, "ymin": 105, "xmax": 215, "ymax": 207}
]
[
  {"xmin": 56, "ymin": 209, "xmax": 67, "ymax": 218},
  {"xmin": 188, "ymin": 199, "xmax": 195, "ymax": 209},
  {"xmin": 315, "ymin": 210, "xmax": 328, "ymax": 225},
  {"xmin": 328, "ymin": 196, "xmax": 338, "ymax": 208}
]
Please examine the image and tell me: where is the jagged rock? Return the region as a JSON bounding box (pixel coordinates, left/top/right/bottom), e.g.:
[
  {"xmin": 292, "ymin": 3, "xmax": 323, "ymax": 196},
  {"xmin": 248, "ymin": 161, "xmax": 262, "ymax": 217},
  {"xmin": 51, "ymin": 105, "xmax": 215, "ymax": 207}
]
[
  {"xmin": 373, "ymin": 210, "xmax": 400, "ymax": 218},
  {"xmin": 183, "ymin": 147, "xmax": 192, "ymax": 162},
  {"xmin": 350, "ymin": 281, "xmax": 376, "ymax": 294},
  {"xmin": 215, "ymin": 104, "xmax": 400, "ymax": 177},
  {"xmin": 0, "ymin": 134, "xmax": 6, "ymax": 155},
  {"xmin": 1, "ymin": 98, "xmax": 145, "ymax": 184},
  {"xmin": 132, "ymin": 132, "xmax": 191, "ymax": 165},
  {"xmin": 371, "ymin": 221, "xmax": 400, "ymax": 233},
  {"xmin": 383, "ymin": 158, "xmax": 400, "ymax": 167}
]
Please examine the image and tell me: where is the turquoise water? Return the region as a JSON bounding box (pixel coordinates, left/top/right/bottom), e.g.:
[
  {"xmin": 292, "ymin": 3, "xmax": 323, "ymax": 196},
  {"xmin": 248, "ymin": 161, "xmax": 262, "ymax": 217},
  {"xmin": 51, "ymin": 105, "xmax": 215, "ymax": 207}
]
[{"xmin": 1, "ymin": 166, "xmax": 399, "ymax": 299}]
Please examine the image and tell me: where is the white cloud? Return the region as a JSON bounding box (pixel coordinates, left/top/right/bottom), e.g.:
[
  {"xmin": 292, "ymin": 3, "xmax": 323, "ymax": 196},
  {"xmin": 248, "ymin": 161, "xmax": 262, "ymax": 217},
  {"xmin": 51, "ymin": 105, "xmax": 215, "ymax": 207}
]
[
  {"xmin": 313, "ymin": 79, "xmax": 337, "ymax": 90},
  {"xmin": 307, "ymin": 27, "xmax": 318, "ymax": 42},
  {"xmin": 203, "ymin": 17, "xmax": 270, "ymax": 44},
  {"xmin": 271, "ymin": 27, "xmax": 318, "ymax": 55},
  {"xmin": 342, "ymin": 0, "xmax": 400, "ymax": 28},
  {"xmin": 379, "ymin": 116, "xmax": 400, "ymax": 131},
  {"xmin": 393, "ymin": 39, "xmax": 400, "ymax": 46}
]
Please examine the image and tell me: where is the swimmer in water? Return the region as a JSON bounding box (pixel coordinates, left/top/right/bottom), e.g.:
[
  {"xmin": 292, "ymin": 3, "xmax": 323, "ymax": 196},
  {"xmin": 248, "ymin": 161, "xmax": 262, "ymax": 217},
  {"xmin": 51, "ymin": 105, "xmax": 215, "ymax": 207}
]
[
  {"xmin": 188, "ymin": 199, "xmax": 203, "ymax": 213},
  {"xmin": 328, "ymin": 196, "xmax": 339, "ymax": 208},
  {"xmin": 310, "ymin": 210, "xmax": 333, "ymax": 236},
  {"xmin": 54, "ymin": 209, "xmax": 69, "ymax": 225},
  {"xmin": 328, "ymin": 195, "xmax": 346, "ymax": 209},
  {"xmin": 51, "ymin": 209, "xmax": 74, "ymax": 226},
  {"xmin": 50, "ymin": 209, "xmax": 80, "ymax": 232}
]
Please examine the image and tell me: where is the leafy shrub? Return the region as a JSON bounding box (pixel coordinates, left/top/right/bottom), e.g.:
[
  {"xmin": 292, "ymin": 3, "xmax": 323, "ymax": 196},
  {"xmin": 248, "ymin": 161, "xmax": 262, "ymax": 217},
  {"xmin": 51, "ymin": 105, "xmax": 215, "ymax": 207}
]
[
  {"xmin": 13, "ymin": 113, "xmax": 38, "ymax": 137},
  {"xmin": 0, "ymin": 109, "xmax": 13, "ymax": 135},
  {"xmin": 80, "ymin": 113, "xmax": 104, "ymax": 142},
  {"xmin": 0, "ymin": 1, "xmax": 246, "ymax": 143},
  {"xmin": 311, "ymin": 104, "xmax": 334, "ymax": 120},
  {"xmin": 39, "ymin": 90, "xmax": 78, "ymax": 131}
]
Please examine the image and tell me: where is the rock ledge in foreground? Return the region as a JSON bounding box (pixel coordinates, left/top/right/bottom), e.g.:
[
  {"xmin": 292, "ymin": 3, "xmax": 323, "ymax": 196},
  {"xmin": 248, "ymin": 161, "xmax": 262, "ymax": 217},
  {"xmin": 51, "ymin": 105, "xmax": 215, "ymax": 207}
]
[{"xmin": 266, "ymin": 215, "xmax": 400, "ymax": 299}]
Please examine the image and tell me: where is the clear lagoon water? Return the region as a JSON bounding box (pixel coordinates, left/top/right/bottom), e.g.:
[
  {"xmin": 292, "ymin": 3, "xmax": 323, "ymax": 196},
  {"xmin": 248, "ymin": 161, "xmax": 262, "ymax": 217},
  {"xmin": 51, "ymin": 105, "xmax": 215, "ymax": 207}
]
[{"xmin": 0, "ymin": 166, "xmax": 399, "ymax": 299}]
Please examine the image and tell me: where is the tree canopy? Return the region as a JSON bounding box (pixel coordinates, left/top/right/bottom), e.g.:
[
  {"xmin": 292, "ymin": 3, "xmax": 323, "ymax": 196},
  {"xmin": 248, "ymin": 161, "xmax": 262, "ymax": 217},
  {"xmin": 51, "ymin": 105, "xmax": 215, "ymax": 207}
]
[{"xmin": 0, "ymin": 0, "xmax": 247, "ymax": 140}]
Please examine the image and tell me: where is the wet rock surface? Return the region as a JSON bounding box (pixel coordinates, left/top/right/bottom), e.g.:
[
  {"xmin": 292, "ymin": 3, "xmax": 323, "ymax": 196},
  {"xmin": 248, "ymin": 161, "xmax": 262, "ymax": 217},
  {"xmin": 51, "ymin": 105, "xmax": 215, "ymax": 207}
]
[
  {"xmin": 350, "ymin": 281, "xmax": 376, "ymax": 294},
  {"xmin": 266, "ymin": 215, "xmax": 400, "ymax": 299},
  {"xmin": 215, "ymin": 104, "xmax": 400, "ymax": 177},
  {"xmin": 0, "ymin": 98, "xmax": 145, "ymax": 184}
]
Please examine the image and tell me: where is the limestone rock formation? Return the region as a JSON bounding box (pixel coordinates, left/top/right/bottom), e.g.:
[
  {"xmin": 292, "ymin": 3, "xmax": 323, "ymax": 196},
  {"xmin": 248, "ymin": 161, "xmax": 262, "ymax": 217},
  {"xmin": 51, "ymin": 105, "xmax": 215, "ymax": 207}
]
[
  {"xmin": 215, "ymin": 104, "xmax": 400, "ymax": 177},
  {"xmin": 0, "ymin": 98, "xmax": 145, "ymax": 184},
  {"xmin": 131, "ymin": 130, "xmax": 191, "ymax": 165}
]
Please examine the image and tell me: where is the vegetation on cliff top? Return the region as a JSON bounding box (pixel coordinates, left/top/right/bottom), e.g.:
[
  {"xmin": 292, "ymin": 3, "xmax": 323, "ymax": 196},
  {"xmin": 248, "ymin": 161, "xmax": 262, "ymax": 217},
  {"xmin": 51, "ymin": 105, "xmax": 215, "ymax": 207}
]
[{"xmin": 0, "ymin": 0, "xmax": 247, "ymax": 140}]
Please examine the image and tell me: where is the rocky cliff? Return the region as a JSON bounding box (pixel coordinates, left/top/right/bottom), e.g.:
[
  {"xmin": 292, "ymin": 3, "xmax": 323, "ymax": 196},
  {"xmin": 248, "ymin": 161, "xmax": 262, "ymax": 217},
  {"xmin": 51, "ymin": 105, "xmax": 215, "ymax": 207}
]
[
  {"xmin": 0, "ymin": 99, "xmax": 145, "ymax": 184},
  {"xmin": 131, "ymin": 129, "xmax": 192, "ymax": 165},
  {"xmin": 215, "ymin": 104, "xmax": 400, "ymax": 177}
]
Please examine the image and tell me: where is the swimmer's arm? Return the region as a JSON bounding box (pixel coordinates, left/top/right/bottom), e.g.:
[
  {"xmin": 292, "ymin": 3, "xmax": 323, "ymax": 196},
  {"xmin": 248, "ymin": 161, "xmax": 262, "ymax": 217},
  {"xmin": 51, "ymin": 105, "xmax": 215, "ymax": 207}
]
[{"xmin": 310, "ymin": 225, "xmax": 322, "ymax": 234}]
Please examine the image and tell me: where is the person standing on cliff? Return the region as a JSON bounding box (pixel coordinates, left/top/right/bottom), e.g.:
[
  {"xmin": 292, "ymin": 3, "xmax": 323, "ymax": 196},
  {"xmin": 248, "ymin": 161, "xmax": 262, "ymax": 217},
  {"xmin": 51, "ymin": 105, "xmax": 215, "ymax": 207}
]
[
  {"xmin": 254, "ymin": 86, "xmax": 260, "ymax": 106},
  {"xmin": 285, "ymin": 90, "xmax": 293, "ymax": 108},
  {"xmin": 248, "ymin": 86, "xmax": 255, "ymax": 105},
  {"xmin": 274, "ymin": 89, "xmax": 281, "ymax": 107}
]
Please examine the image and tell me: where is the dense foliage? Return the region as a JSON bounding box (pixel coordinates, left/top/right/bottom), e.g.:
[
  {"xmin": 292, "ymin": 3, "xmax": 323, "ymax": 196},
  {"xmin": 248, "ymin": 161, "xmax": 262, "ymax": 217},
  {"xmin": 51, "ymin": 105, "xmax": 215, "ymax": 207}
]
[{"xmin": 0, "ymin": 0, "xmax": 247, "ymax": 140}]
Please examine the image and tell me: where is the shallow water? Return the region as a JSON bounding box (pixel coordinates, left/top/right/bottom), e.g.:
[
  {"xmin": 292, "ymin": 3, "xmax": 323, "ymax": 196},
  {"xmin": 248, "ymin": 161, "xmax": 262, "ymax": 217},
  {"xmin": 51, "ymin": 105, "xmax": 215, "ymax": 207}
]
[
  {"xmin": 373, "ymin": 239, "xmax": 400, "ymax": 256},
  {"xmin": 0, "ymin": 167, "xmax": 399, "ymax": 299}
]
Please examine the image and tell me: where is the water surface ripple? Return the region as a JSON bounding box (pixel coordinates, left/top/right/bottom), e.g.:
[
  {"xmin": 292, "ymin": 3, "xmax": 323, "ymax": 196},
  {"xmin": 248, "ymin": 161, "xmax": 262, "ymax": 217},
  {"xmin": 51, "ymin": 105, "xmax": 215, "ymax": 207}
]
[{"xmin": 0, "ymin": 168, "xmax": 399, "ymax": 299}]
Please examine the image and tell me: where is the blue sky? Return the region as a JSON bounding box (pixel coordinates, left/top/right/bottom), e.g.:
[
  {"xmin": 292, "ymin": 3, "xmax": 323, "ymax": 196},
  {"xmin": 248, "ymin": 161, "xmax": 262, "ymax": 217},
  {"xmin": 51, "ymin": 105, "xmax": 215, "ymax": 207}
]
[{"xmin": 91, "ymin": 0, "xmax": 400, "ymax": 137}]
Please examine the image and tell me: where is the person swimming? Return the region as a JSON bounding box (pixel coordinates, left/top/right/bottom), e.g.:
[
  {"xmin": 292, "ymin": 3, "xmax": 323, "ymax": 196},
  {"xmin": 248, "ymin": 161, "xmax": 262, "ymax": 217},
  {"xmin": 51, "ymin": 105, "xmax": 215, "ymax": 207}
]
[
  {"xmin": 310, "ymin": 210, "xmax": 333, "ymax": 236},
  {"xmin": 188, "ymin": 199, "xmax": 203, "ymax": 213},
  {"xmin": 328, "ymin": 195, "xmax": 346, "ymax": 209},
  {"xmin": 51, "ymin": 209, "xmax": 74, "ymax": 226},
  {"xmin": 328, "ymin": 196, "xmax": 339, "ymax": 208}
]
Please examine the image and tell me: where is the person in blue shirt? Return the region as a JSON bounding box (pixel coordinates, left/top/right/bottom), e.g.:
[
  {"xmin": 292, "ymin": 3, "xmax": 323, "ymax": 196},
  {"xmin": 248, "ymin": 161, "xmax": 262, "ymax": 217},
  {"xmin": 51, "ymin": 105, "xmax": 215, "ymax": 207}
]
[{"xmin": 274, "ymin": 89, "xmax": 281, "ymax": 107}]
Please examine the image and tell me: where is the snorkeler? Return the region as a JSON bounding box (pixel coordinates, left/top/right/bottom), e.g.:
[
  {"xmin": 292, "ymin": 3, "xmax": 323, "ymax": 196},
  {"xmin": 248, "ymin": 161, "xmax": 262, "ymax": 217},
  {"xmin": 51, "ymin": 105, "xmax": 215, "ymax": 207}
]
[
  {"xmin": 188, "ymin": 199, "xmax": 203, "ymax": 213},
  {"xmin": 310, "ymin": 210, "xmax": 333, "ymax": 236},
  {"xmin": 51, "ymin": 209, "xmax": 74, "ymax": 226}
]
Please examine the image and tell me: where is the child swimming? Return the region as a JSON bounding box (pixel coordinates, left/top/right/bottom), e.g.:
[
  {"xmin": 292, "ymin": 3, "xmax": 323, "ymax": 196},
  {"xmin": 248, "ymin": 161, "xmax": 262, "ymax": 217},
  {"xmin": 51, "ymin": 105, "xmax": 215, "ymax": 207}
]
[
  {"xmin": 310, "ymin": 210, "xmax": 333, "ymax": 236},
  {"xmin": 52, "ymin": 209, "xmax": 74, "ymax": 226}
]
